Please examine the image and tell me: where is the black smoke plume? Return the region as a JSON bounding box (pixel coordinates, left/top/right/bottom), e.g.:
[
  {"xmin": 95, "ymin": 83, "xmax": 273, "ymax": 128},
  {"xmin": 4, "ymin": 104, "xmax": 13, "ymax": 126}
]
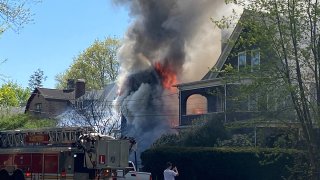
[{"xmin": 114, "ymin": 0, "xmax": 235, "ymax": 160}]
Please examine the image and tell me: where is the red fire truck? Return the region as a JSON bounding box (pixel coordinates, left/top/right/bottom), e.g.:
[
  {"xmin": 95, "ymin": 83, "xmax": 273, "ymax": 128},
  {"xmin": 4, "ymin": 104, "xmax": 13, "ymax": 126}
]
[{"xmin": 0, "ymin": 127, "xmax": 132, "ymax": 180}]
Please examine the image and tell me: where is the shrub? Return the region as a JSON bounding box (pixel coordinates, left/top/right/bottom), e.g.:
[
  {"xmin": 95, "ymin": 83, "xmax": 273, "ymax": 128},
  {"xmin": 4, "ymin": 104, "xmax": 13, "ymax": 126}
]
[
  {"xmin": 152, "ymin": 133, "xmax": 181, "ymax": 148},
  {"xmin": 0, "ymin": 113, "xmax": 56, "ymax": 130},
  {"xmin": 153, "ymin": 118, "xmax": 229, "ymax": 148},
  {"xmin": 181, "ymin": 118, "xmax": 229, "ymax": 147},
  {"xmin": 141, "ymin": 146, "xmax": 301, "ymax": 180},
  {"xmin": 216, "ymin": 134, "xmax": 253, "ymax": 147}
]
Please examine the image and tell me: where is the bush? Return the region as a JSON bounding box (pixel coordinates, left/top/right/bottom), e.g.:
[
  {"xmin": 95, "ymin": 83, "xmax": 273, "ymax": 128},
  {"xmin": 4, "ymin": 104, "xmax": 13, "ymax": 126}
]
[
  {"xmin": 181, "ymin": 118, "xmax": 229, "ymax": 147},
  {"xmin": 0, "ymin": 113, "xmax": 56, "ymax": 130},
  {"xmin": 141, "ymin": 146, "xmax": 301, "ymax": 180},
  {"xmin": 0, "ymin": 113, "xmax": 28, "ymax": 130},
  {"xmin": 153, "ymin": 118, "xmax": 229, "ymax": 148},
  {"xmin": 216, "ymin": 134, "xmax": 253, "ymax": 147},
  {"xmin": 152, "ymin": 133, "xmax": 181, "ymax": 148}
]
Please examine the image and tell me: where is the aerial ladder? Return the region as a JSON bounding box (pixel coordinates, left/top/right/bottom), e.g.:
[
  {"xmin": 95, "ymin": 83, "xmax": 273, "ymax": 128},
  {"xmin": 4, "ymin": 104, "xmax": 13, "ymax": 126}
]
[{"xmin": 0, "ymin": 127, "xmax": 94, "ymax": 148}]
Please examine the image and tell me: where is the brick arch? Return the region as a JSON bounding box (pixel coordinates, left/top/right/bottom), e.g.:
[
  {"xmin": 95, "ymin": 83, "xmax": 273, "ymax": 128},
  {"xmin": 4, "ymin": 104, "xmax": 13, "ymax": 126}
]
[
  {"xmin": 180, "ymin": 86, "xmax": 225, "ymax": 117},
  {"xmin": 180, "ymin": 88, "xmax": 212, "ymax": 116}
]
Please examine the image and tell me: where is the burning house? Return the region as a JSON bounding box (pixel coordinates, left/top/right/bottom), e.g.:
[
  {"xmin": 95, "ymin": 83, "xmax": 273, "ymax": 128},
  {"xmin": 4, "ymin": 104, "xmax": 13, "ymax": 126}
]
[{"xmin": 114, "ymin": 0, "xmax": 237, "ymax": 151}]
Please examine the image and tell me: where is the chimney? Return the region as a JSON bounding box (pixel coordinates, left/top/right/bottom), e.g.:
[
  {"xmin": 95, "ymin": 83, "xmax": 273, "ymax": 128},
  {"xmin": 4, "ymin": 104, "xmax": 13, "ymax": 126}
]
[
  {"xmin": 67, "ymin": 79, "xmax": 75, "ymax": 90},
  {"xmin": 75, "ymin": 79, "xmax": 86, "ymax": 99}
]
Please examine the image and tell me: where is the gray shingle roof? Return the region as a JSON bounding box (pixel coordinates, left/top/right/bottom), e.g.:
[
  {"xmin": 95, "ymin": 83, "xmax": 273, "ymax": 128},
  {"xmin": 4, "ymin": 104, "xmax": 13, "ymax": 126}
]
[{"xmin": 37, "ymin": 88, "xmax": 75, "ymax": 101}]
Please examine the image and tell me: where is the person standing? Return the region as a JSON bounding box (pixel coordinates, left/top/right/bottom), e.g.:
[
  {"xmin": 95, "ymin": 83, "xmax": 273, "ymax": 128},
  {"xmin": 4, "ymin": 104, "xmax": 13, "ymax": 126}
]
[{"xmin": 164, "ymin": 162, "xmax": 179, "ymax": 180}]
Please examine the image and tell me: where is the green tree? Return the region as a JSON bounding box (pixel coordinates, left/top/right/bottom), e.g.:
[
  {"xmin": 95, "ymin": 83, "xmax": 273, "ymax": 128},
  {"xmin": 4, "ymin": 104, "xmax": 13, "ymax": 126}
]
[
  {"xmin": 216, "ymin": 1, "xmax": 320, "ymax": 179},
  {"xmin": 55, "ymin": 37, "xmax": 120, "ymax": 90},
  {"xmin": 28, "ymin": 68, "xmax": 47, "ymax": 90},
  {"xmin": 0, "ymin": 83, "xmax": 18, "ymax": 106},
  {"xmin": 0, "ymin": 82, "xmax": 29, "ymax": 107}
]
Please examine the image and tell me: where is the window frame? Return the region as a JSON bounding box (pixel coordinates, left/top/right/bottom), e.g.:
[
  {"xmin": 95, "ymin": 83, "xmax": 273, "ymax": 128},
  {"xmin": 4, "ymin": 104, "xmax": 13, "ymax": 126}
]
[
  {"xmin": 251, "ymin": 49, "xmax": 260, "ymax": 72},
  {"xmin": 35, "ymin": 103, "xmax": 42, "ymax": 113},
  {"xmin": 238, "ymin": 51, "xmax": 247, "ymax": 71}
]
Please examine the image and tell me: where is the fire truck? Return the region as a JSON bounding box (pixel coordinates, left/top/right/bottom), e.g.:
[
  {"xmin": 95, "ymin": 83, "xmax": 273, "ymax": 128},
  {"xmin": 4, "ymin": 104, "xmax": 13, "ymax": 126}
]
[{"xmin": 0, "ymin": 127, "xmax": 133, "ymax": 180}]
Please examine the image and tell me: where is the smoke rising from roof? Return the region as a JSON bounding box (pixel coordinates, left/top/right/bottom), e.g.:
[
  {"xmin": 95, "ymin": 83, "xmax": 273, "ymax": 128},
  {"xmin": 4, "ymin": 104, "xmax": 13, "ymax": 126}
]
[
  {"xmin": 114, "ymin": 0, "xmax": 239, "ymax": 154},
  {"xmin": 115, "ymin": 0, "xmax": 239, "ymax": 82}
]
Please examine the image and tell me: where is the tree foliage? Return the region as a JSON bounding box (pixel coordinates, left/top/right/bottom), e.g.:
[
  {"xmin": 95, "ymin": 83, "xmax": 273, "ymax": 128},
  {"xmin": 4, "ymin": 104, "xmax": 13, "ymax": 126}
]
[
  {"xmin": 216, "ymin": 1, "xmax": 320, "ymax": 179},
  {"xmin": 28, "ymin": 68, "xmax": 47, "ymax": 91},
  {"xmin": 0, "ymin": 82, "xmax": 29, "ymax": 107},
  {"xmin": 55, "ymin": 37, "xmax": 120, "ymax": 90},
  {"xmin": 0, "ymin": 0, "xmax": 38, "ymax": 32}
]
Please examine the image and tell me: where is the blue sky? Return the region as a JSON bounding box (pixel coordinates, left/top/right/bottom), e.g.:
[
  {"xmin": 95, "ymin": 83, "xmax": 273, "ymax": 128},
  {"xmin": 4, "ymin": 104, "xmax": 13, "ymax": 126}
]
[{"xmin": 0, "ymin": 0, "xmax": 130, "ymax": 89}]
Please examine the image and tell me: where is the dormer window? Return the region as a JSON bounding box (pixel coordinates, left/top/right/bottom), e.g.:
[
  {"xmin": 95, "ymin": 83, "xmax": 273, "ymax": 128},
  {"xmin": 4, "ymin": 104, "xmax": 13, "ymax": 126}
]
[
  {"xmin": 238, "ymin": 51, "xmax": 246, "ymax": 71},
  {"xmin": 251, "ymin": 50, "xmax": 260, "ymax": 71}
]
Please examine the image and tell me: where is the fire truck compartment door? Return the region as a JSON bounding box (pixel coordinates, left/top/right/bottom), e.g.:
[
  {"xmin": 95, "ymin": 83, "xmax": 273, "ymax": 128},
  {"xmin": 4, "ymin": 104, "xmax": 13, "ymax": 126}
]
[{"xmin": 96, "ymin": 140, "xmax": 129, "ymax": 169}]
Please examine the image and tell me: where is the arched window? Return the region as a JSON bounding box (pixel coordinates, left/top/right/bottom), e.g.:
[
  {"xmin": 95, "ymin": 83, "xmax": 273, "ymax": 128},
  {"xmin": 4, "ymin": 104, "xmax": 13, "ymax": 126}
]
[{"xmin": 186, "ymin": 94, "xmax": 208, "ymax": 115}]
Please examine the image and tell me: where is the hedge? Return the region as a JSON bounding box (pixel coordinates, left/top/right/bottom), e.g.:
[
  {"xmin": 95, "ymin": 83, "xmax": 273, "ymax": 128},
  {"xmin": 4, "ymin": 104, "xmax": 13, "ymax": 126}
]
[{"xmin": 141, "ymin": 146, "xmax": 301, "ymax": 180}]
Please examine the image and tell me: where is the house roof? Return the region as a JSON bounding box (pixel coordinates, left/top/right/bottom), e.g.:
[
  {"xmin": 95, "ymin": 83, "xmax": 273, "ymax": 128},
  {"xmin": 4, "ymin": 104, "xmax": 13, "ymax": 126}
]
[
  {"xmin": 37, "ymin": 88, "xmax": 75, "ymax": 100},
  {"xmin": 25, "ymin": 87, "xmax": 75, "ymax": 112},
  {"xmin": 174, "ymin": 78, "xmax": 225, "ymax": 91}
]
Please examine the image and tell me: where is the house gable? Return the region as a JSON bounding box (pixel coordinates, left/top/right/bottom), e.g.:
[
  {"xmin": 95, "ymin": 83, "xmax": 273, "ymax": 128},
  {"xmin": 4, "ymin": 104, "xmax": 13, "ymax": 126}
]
[
  {"xmin": 25, "ymin": 88, "xmax": 75, "ymax": 119},
  {"xmin": 176, "ymin": 10, "xmax": 275, "ymax": 127},
  {"xmin": 202, "ymin": 10, "xmax": 274, "ymax": 81}
]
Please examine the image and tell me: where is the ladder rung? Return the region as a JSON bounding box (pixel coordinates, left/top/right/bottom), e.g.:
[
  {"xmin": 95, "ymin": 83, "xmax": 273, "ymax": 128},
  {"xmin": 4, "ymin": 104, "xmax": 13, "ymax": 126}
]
[{"xmin": 0, "ymin": 127, "xmax": 94, "ymax": 148}]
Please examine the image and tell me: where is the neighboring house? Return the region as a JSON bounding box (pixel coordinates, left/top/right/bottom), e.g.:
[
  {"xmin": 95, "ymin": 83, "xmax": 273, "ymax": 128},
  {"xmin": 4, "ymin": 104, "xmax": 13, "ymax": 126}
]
[
  {"xmin": 25, "ymin": 79, "xmax": 85, "ymax": 119},
  {"xmin": 176, "ymin": 11, "xmax": 294, "ymax": 128}
]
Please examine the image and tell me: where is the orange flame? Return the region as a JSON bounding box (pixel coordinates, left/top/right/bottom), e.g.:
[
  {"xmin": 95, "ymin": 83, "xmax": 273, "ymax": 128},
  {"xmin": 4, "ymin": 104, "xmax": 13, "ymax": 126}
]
[
  {"xmin": 154, "ymin": 62, "xmax": 178, "ymax": 92},
  {"xmin": 193, "ymin": 108, "xmax": 205, "ymax": 115}
]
